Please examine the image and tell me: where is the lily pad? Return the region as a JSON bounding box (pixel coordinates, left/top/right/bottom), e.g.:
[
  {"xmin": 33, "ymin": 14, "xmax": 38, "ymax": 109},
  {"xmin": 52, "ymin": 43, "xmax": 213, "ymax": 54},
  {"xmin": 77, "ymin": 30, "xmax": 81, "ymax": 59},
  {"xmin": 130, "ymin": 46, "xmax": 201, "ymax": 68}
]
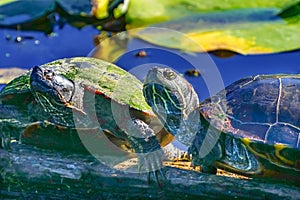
[
  {"xmin": 91, "ymin": 2, "xmax": 300, "ymax": 55},
  {"xmin": 129, "ymin": 8, "xmax": 300, "ymax": 54},
  {"xmin": 0, "ymin": 0, "xmax": 55, "ymax": 26},
  {"xmin": 0, "ymin": 0, "xmax": 94, "ymax": 26},
  {"xmin": 125, "ymin": 0, "xmax": 296, "ymax": 28},
  {"xmin": 0, "ymin": 0, "xmax": 125, "ymax": 32}
]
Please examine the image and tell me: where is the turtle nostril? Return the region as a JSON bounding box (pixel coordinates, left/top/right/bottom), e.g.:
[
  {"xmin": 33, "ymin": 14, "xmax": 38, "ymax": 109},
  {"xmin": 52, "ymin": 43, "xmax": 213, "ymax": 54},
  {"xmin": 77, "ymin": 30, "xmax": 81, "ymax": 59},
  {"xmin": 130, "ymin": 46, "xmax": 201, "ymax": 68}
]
[{"xmin": 150, "ymin": 67, "xmax": 159, "ymax": 73}]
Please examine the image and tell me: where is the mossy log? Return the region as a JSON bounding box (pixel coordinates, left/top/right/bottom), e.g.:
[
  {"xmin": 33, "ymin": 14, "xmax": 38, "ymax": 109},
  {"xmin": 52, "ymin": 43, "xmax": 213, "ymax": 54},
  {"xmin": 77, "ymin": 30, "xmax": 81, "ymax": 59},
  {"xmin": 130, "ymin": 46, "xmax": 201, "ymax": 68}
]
[{"xmin": 0, "ymin": 143, "xmax": 299, "ymax": 200}]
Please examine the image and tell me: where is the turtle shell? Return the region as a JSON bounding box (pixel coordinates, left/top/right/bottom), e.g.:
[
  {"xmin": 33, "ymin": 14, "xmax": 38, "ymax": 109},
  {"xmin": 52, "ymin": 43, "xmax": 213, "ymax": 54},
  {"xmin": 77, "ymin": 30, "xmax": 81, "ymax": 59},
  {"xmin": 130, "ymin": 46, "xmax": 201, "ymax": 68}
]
[
  {"xmin": 1, "ymin": 57, "xmax": 151, "ymax": 110},
  {"xmin": 200, "ymin": 74, "xmax": 300, "ymax": 171}
]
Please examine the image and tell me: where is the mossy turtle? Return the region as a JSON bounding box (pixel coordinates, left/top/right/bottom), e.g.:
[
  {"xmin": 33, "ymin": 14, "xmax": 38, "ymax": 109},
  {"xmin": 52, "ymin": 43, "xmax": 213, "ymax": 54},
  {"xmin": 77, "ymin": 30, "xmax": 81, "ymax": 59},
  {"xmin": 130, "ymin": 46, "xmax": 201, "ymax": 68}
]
[{"xmin": 0, "ymin": 57, "xmax": 174, "ymax": 175}]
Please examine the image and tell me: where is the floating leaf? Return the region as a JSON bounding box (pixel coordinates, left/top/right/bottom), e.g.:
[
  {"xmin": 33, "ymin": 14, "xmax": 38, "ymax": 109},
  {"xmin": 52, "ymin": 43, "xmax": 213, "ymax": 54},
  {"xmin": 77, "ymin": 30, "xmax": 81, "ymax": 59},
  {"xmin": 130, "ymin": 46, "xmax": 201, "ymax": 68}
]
[
  {"xmin": 129, "ymin": 8, "xmax": 300, "ymax": 54},
  {"xmin": 0, "ymin": 0, "xmax": 125, "ymax": 32},
  {"xmin": 1, "ymin": 0, "xmax": 300, "ymax": 53},
  {"xmin": 125, "ymin": 0, "xmax": 296, "ymax": 28},
  {"xmin": 0, "ymin": 0, "xmax": 55, "ymax": 26}
]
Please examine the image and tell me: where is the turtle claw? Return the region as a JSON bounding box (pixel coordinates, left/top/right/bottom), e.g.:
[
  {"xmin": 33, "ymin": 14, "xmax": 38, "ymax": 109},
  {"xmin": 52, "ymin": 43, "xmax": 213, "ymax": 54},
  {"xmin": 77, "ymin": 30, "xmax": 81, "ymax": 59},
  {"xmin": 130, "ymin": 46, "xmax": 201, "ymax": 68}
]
[
  {"xmin": 148, "ymin": 168, "xmax": 168, "ymax": 188},
  {"xmin": 0, "ymin": 121, "xmax": 14, "ymax": 150},
  {"xmin": 148, "ymin": 170, "xmax": 160, "ymax": 185},
  {"xmin": 0, "ymin": 135, "xmax": 11, "ymax": 150},
  {"xmin": 64, "ymin": 103, "xmax": 87, "ymax": 116},
  {"xmin": 151, "ymin": 169, "xmax": 165, "ymax": 186},
  {"xmin": 136, "ymin": 149, "xmax": 167, "ymax": 186}
]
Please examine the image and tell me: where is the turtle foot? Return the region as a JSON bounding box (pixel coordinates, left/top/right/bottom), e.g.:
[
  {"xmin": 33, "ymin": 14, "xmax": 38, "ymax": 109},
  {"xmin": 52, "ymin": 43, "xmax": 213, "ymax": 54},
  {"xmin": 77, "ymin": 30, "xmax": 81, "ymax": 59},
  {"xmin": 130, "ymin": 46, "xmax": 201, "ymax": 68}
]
[
  {"xmin": 136, "ymin": 148, "xmax": 167, "ymax": 186},
  {"xmin": 130, "ymin": 135, "xmax": 167, "ymax": 185},
  {"xmin": 0, "ymin": 133, "xmax": 11, "ymax": 150},
  {"xmin": 147, "ymin": 169, "xmax": 167, "ymax": 188}
]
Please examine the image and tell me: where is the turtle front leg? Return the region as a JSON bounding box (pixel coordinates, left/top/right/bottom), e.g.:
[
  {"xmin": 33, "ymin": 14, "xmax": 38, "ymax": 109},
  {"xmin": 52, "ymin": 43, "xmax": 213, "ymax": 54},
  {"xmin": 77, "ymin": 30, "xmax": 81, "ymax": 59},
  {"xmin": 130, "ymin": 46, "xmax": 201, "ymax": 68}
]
[
  {"xmin": 0, "ymin": 105, "xmax": 28, "ymax": 150},
  {"xmin": 188, "ymin": 127, "xmax": 223, "ymax": 174},
  {"xmin": 125, "ymin": 119, "xmax": 166, "ymax": 184},
  {"xmin": 0, "ymin": 120, "xmax": 24, "ymax": 150}
]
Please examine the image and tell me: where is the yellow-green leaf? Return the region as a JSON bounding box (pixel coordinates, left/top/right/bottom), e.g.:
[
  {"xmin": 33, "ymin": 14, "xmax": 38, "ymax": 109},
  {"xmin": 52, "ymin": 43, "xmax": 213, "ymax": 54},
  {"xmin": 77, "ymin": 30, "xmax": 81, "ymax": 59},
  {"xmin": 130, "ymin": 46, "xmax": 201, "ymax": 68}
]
[
  {"xmin": 130, "ymin": 8, "xmax": 300, "ymax": 54},
  {"xmin": 125, "ymin": 0, "xmax": 296, "ymax": 28}
]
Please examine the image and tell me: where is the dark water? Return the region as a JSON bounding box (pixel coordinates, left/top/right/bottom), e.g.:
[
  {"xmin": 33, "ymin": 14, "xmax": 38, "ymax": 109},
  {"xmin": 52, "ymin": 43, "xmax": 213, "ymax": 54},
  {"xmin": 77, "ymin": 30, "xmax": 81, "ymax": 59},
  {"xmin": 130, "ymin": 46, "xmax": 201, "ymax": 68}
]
[{"xmin": 0, "ymin": 24, "xmax": 98, "ymax": 69}]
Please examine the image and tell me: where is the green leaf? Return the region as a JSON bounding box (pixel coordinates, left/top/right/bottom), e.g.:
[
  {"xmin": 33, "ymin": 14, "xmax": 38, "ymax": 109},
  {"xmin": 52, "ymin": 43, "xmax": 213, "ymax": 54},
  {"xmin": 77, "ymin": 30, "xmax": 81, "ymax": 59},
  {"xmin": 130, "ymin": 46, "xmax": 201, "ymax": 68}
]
[
  {"xmin": 0, "ymin": 0, "xmax": 56, "ymax": 26},
  {"xmin": 125, "ymin": 0, "xmax": 296, "ymax": 28},
  {"xmin": 0, "ymin": 0, "xmax": 17, "ymax": 6},
  {"xmin": 130, "ymin": 8, "xmax": 300, "ymax": 54}
]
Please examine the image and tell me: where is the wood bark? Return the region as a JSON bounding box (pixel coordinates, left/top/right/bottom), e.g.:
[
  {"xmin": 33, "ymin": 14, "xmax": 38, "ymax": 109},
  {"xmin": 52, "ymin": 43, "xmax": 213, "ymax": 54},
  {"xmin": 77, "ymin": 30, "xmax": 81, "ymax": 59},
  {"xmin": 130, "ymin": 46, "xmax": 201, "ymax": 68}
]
[{"xmin": 0, "ymin": 143, "xmax": 299, "ymax": 200}]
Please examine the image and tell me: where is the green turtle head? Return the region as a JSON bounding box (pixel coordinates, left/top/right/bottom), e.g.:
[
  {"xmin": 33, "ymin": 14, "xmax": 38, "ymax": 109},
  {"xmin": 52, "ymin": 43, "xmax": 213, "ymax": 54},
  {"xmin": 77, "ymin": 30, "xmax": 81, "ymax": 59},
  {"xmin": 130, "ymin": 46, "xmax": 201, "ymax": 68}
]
[{"xmin": 143, "ymin": 66, "xmax": 199, "ymax": 136}]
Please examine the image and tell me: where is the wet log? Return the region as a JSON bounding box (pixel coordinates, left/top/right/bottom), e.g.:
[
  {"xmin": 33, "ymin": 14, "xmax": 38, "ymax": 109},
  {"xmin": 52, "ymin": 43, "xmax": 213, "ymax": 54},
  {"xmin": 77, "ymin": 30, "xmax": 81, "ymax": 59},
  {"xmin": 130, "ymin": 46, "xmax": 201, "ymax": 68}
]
[{"xmin": 0, "ymin": 143, "xmax": 299, "ymax": 200}]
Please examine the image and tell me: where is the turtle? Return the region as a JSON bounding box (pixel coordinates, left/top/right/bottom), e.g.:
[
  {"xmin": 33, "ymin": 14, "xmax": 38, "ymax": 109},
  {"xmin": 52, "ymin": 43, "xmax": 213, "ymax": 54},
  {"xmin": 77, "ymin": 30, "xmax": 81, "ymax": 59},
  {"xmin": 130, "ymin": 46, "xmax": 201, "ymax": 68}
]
[
  {"xmin": 142, "ymin": 66, "xmax": 300, "ymax": 182},
  {"xmin": 0, "ymin": 57, "xmax": 174, "ymax": 176}
]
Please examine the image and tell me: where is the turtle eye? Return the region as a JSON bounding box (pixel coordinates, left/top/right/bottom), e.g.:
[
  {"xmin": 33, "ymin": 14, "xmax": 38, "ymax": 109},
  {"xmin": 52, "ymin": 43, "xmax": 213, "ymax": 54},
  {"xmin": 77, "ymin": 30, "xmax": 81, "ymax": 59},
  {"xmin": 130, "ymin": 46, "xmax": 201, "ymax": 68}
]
[
  {"xmin": 44, "ymin": 70, "xmax": 54, "ymax": 80},
  {"xmin": 163, "ymin": 69, "xmax": 176, "ymax": 80}
]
